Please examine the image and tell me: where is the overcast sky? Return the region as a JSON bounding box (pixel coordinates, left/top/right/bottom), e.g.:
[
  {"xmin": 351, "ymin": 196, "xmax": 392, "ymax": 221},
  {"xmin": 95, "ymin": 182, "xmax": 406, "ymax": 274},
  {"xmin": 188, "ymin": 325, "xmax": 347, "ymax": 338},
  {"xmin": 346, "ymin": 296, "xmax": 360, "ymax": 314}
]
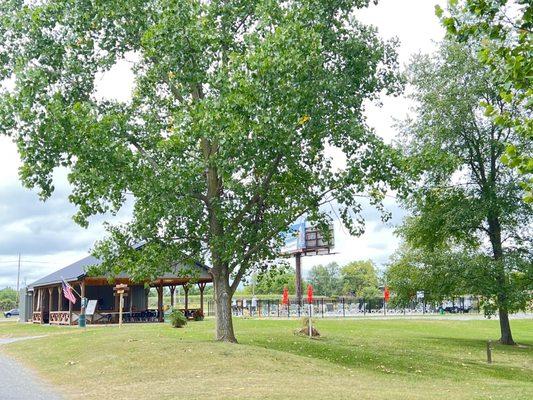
[{"xmin": 0, "ymin": 0, "xmax": 446, "ymax": 289}]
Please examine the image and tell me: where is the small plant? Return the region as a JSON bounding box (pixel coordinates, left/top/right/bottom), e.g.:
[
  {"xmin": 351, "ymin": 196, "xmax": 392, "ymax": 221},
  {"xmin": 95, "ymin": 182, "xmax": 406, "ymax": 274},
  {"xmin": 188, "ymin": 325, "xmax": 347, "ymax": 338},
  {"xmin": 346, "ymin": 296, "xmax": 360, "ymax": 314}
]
[
  {"xmin": 192, "ymin": 309, "xmax": 204, "ymax": 321},
  {"xmin": 169, "ymin": 309, "xmax": 187, "ymax": 328},
  {"xmin": 295, "ymin": 316, "xmax": 320, "ymax": 337}
]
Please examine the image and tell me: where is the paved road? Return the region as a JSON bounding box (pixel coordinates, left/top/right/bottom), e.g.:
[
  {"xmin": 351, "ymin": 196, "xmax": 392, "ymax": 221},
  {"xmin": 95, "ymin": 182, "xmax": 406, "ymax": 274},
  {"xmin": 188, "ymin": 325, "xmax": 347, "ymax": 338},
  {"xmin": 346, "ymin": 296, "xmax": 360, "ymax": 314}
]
[{"xmin": 0, "ymin": 337, "xmax": 62, "ymax": 400}]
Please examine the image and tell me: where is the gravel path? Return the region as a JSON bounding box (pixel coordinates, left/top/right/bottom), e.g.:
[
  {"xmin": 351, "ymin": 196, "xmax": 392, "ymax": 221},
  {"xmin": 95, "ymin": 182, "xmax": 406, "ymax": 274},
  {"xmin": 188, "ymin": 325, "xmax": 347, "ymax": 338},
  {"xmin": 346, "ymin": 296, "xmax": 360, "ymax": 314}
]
[{"xmin": 0, "ymin": 336, "xmax": 62, "ymax": 400}]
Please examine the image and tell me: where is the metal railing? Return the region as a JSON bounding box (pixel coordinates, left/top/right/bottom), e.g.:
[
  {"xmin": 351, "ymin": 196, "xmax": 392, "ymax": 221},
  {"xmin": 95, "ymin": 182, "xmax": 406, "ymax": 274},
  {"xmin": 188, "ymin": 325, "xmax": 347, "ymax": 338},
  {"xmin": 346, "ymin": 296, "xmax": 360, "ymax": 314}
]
[{"xmin": 206, "ymin": 297, "xmax": 481, "ymax": 318}]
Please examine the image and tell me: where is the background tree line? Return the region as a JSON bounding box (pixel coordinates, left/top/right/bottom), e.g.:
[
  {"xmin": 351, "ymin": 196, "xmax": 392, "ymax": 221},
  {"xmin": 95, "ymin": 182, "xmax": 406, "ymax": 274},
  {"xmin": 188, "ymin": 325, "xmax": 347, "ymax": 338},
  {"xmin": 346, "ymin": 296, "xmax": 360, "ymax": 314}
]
[
  {"xmin": 0, "ymin": 288, "xmax": 17, "ymax": 311},
  {"xmin": 244, "ymin": 260, "xmax": 381, "ymax": 298}
]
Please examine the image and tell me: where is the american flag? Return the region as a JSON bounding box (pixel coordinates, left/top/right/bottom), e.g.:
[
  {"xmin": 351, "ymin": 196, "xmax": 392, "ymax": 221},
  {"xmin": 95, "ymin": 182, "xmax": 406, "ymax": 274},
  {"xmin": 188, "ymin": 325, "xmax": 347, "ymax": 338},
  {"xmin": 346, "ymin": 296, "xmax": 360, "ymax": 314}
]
[{"xmin": 61, "ymin": 279, "xmax": 77, "ymax": 304}]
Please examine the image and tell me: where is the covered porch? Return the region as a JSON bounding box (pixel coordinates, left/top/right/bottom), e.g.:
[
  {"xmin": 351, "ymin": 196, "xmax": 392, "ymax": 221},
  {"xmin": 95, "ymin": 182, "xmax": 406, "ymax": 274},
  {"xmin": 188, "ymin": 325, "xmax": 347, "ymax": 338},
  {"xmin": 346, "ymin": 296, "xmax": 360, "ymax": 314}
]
[
  {"xmin": 31, "ymin": 277, "xmax": 210, "ymax": 325},
  {"xmin": 28, "ymin": 254, "xmax": 213, "ymax": 326}
]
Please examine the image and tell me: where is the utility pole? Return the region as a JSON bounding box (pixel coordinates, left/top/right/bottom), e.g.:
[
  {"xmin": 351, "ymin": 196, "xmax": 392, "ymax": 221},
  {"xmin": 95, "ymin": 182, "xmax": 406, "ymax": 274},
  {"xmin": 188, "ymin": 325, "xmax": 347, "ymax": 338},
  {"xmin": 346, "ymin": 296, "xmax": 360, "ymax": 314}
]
[{"xmin": 16, "ymin": 253, "xmax": 21, "ymax": 306}]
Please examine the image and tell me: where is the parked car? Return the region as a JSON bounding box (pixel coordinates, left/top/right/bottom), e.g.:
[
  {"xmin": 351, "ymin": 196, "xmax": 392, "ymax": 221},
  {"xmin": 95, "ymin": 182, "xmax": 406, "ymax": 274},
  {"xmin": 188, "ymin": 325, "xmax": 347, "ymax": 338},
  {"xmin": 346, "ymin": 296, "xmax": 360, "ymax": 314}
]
[
  {"xmin": 442, "ymin": 306, "xmax": 471, "ymax": 314},
  {"xmin": 4, "ymin": 308, "xmax": 19, "ymax": 318}
]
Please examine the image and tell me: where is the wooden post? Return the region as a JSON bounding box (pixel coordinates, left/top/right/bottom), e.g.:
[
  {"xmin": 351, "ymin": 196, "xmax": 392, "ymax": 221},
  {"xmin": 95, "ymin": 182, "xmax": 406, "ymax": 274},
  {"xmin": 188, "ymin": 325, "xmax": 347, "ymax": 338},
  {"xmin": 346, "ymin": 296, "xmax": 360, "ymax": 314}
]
[
  {"xmin": 169, "ymin": 285, "xmax": 176, "ymax": 308},
  {"xmin": 184, "ymin": 285, "xmax": 189, "ymax": 315},
  {"xmin": 157, "ymin": 285, "xmax": 163, "ymax": 322},
  {"xmin": 487, "ymin": 340, "xmax": 492, "ymax": 364},
  {"xmin": 198, "ymin": 283, "xmax": 206, "ymax": 314},
  {"xmin": 119, "ymin": 292, "xmax": 124, "ymax": 328},
  {"xmin": 57, "ymin": 286, "xmax": 62, "ymax": 311},
  {"xmin": 48, "ymin": 287, "xmax": 53, "ymax": 315}
]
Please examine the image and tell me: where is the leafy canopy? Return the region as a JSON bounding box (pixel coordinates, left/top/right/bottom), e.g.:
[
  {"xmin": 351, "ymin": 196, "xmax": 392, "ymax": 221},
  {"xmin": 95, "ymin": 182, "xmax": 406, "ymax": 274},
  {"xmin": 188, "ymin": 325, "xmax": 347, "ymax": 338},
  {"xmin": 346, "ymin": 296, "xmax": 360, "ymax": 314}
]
[
  {"xmin": 395, "ymin": 40, "xmax": 532, "ymax": 317},
  {"xmin": 0, "ymin": 0, "xmax": 403, "ymax": 291},
  {"xmin": 341, "ymin": 259, "xmax": 380, "ymax": 298},
  {"xmin": 437, "ymin": 0, "xmax": 532, "ymax": 202},
  {"xmin": 244, "ymin": 263, "xmax": 302, "ymax": 295},
  {"xmin": 307, "ymin": 262, "xmax": 342, "ymax": 296}
]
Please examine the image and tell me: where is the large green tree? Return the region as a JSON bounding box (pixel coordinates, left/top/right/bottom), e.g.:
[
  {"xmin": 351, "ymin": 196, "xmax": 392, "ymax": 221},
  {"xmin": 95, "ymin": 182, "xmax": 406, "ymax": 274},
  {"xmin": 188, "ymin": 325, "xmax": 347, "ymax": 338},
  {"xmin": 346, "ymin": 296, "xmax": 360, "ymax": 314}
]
[
  {"xmin": 307, "ymin": 262, "xmax": 342, "ymax": 296},
  {"xmin": 340, "ymin": 259, "xmax": 380, "ymax": 298},
  {"xmin": 0, "ymin": 288, "xmax": 18, "ymax": 311},
  {"xmin": 0, "ymin": 0, "xmax": 402, "ymax": 342},
  {"xmin": 398, "ymin": 41, "xmax": 532, "ymax": 344},
  {"xmin": 436, "ymin": 0, "xmax": 532, "ymax": 202},
  {"xmin": 245, "ymin": 264, "xmax": 301, "ymax": 295}
]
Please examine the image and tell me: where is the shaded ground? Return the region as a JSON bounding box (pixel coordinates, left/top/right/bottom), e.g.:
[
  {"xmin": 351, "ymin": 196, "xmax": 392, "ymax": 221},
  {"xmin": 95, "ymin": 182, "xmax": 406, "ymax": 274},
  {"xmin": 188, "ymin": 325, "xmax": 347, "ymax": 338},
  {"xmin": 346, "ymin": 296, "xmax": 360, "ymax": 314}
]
[{"xmin": 0, "ymin": 318, "xmax": 531, "ymax": 400}]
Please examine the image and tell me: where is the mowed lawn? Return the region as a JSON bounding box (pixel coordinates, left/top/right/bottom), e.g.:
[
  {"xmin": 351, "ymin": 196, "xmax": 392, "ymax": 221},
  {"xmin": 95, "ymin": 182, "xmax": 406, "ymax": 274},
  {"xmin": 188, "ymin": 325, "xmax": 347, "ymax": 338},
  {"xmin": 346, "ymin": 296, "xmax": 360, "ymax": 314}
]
[{"xmin": 0, "ymin": 318, "xmax": 532, "ymax": 400}]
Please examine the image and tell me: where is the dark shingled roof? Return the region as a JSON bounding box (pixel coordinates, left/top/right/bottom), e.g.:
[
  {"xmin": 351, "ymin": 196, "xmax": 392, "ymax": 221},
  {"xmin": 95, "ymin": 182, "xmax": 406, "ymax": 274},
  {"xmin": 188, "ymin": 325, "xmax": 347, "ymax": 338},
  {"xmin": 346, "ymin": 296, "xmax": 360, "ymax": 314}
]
[
  {"xmin": 28, "ymin": 253, "xmax": 212, "ymax": 289},
  {"xmin": 28, "ymin": 255, "xmax": 101, "ymax": 288}
]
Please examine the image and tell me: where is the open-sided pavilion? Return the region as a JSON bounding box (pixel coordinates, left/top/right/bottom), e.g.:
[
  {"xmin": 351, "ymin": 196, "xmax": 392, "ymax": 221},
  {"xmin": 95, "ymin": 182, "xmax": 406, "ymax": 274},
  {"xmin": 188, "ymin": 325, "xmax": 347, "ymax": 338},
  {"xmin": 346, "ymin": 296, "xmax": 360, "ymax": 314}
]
[{"xmin": 27, "ymin": 255, "xmax": 212, "ymax": 325}]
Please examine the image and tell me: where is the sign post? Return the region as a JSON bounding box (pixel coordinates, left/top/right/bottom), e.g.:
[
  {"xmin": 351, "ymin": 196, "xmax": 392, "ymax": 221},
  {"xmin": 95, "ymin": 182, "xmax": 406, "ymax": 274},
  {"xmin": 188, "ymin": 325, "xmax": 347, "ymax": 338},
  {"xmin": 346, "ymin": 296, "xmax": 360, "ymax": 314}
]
[
  {"xmin": 307, "ymin": 285, "xmax": 313, "ymax": 338},
  {"xmin": 114, "ymin": 284, "xmax": 129, "ymax": 328},
  {"xmin": 383, "ymin": 286, "xmax": 390, "ymax": 316}
]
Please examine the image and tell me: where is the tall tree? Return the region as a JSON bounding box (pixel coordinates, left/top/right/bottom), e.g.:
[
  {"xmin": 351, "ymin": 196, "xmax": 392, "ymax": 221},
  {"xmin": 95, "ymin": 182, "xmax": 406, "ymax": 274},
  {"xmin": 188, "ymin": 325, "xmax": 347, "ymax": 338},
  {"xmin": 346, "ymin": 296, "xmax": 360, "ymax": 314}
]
[
  {"xmin": 436, "ymin": 0, "xmax": 532, "ymax": 202},
  {"xmin": 398, "ymin": 41, "xmax": 532, "ymax": 344},
  {"xmin": 307, "ymin": 262, "xmax": 342, "ymax": 296},
  {"xmin": 247, "ymin": 264, "xmax": 300, "ymax": 295},
  {"xmin": 0, "ymin": 0, "xmax": 402, "ymax": 342},
  {"xmin": 340, "ymin": 259, "xmax": 380, "ymax": 298}
]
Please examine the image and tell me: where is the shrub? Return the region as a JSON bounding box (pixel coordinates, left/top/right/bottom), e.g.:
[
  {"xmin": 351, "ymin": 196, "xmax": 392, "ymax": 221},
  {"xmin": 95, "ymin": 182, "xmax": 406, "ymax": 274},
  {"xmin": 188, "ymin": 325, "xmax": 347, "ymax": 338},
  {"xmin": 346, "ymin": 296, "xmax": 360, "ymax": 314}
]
[
  {"xmin": 192, "ymin": 309, "xmax": 204, "ymax": 321},
  {"xmin": 169, "ymin": 309, "xmax": 187, "ymax": 328}
]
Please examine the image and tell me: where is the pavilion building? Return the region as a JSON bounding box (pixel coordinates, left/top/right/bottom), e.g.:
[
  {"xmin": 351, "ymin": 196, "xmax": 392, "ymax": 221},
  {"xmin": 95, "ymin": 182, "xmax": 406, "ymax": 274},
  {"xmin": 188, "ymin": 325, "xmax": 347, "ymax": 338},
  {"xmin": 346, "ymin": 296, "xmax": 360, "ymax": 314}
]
[{"xmin": 26, "ymin": 254, "xmax": 212, "ymax": 325}]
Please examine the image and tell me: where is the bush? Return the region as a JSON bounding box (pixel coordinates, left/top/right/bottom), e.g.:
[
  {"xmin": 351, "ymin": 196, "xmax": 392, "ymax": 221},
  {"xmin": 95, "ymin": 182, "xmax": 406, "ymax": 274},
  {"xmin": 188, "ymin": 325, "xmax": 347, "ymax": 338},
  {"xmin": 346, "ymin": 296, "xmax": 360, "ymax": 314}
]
[
  {"xmin": 168, "ymin": 309, "xmax": 187, "ymax": 328},
  {"xmin": 192, "ymin": 309, "xmax": 204, "ymax": 321}
]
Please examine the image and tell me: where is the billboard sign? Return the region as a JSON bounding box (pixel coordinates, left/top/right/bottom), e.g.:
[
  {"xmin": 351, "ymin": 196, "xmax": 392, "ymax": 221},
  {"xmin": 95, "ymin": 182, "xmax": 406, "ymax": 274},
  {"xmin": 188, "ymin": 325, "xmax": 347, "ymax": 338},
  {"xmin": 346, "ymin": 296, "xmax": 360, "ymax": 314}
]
[{"xmin": 281, "ymin": 221, "xmax": 307, "ymax": 254}]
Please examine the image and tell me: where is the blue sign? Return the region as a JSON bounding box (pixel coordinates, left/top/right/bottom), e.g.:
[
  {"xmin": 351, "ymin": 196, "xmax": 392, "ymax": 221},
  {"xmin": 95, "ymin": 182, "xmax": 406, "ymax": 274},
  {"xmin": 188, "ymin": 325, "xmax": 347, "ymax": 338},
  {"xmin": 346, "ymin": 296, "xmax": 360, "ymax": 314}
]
[{"xmin": 281, "ymin": 221, "xmax": 306, "ymax": 253}]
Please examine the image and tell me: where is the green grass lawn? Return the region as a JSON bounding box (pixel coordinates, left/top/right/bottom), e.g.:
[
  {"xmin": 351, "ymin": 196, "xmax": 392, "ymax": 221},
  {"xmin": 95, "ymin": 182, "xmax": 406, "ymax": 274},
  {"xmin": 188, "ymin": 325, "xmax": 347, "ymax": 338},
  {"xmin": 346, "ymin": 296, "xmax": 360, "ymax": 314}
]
[{"xmin": 0, "ymin": 318, "xmax": 531, "ymax": 400}]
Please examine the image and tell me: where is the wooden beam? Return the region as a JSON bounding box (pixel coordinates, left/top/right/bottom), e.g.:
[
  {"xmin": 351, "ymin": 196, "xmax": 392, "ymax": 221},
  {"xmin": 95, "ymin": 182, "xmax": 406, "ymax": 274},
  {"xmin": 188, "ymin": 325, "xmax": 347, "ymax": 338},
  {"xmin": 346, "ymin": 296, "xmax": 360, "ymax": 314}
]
[
  {"xmin": 169, "ymin": 285, "xmax": 176, "ymax": 308},
  {"xmin": 57, "ymin": 285, "xmax": 62, "ymax": 311},
  {"xmin": 198, "ymin": 282, "xmax": 206, "ymax": 314},
  {"xmin": 183, "ymin": 285, "xmax": 189, "ymax": 314},
  {"xmin": 48, "ymin": 287, "xmax": 53, "ymax": 317},
  {"xmin": 157, "ymin": 285, "xmax": 163, "ymax": 322}
]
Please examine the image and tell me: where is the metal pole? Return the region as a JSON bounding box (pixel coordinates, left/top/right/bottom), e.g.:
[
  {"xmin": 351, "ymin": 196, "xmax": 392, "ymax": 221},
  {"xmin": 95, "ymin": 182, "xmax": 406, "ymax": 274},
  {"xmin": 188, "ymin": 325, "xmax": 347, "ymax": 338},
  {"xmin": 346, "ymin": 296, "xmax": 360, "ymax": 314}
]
[
  {"xmin": 308, "ymin": 303, "xmax": 312, "ymax": 338},
  {"xmin": 295, "ymin": 252, "xmax": 302, "ymax": 306},
  {"xmin": 487, "ymin": 340, "xmax": 492, "ymax": 364}
]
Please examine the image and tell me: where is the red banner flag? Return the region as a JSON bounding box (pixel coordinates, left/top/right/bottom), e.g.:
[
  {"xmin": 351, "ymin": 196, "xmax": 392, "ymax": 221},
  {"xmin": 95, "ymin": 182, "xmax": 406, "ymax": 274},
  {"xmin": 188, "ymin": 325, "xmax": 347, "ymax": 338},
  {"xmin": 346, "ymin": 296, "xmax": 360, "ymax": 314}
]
[
  {"xmin": 307, "ymin": 284, "xmax": 313, "ymax": 304},
  {"xmin": 282, "ymin": 287, "xmax": 289, "ymax": 305},
  {"xmin": 384, "ymin": 286, "xmax": 390, "ymax": 302}
]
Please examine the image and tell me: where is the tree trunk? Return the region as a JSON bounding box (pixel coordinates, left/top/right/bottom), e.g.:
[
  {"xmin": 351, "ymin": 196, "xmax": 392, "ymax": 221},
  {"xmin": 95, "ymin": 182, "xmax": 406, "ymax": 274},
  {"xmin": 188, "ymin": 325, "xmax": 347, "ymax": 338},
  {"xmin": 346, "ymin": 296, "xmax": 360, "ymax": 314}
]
[
  {"xmin": 498, "ymin": 305, "xmax": 514, "ymax": 345},
  {"xmin": 487, "ymin": 215, "xmax": 515, "ymax": 345},
  {"xmin": 212, "ymin": 270, "xmax": 237, "ymax": 343}
]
